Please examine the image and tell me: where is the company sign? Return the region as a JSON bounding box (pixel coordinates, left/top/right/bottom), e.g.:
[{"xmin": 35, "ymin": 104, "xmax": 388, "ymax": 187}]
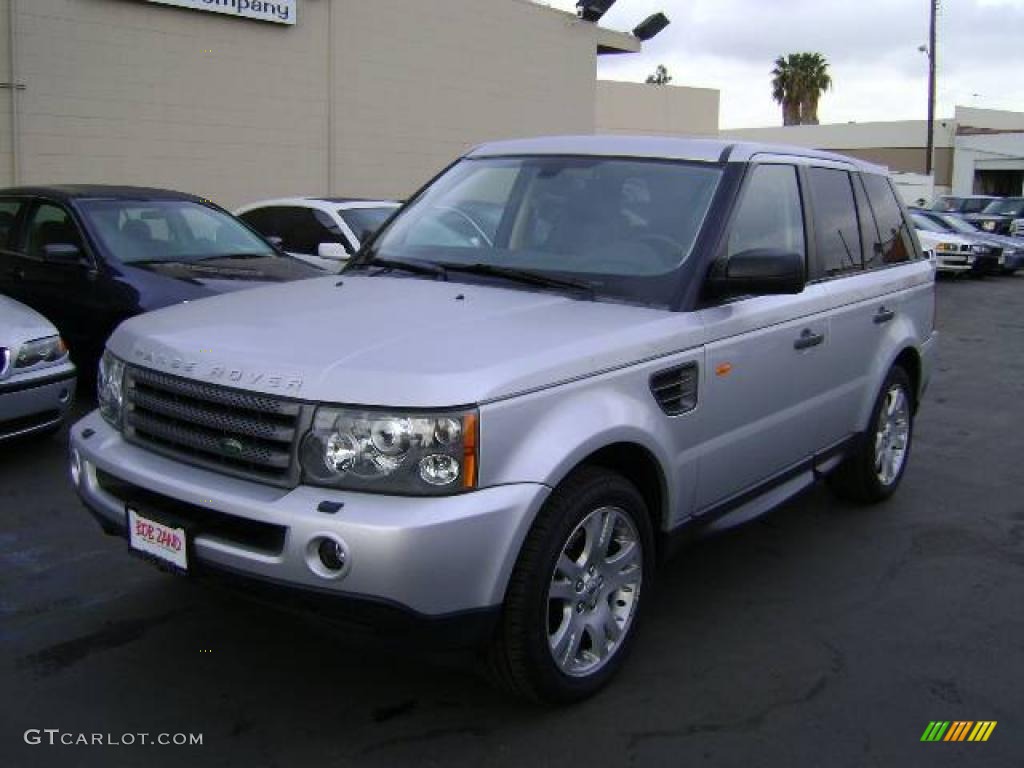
[{"xmin": 145, "ymin": 0, "xmax": 296, "ymax": 25}]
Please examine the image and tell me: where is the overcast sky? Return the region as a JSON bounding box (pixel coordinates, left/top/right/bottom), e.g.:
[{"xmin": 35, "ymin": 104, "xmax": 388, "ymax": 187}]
[{"xmin": 541, "ymin": 0, "xmax": 1024, "ymax": 128}]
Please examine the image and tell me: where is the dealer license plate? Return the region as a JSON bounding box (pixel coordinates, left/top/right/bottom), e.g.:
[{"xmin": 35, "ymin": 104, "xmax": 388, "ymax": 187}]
[{"xmin": 128, "ymin": 506, "xmax": 188, "ymax": 572}]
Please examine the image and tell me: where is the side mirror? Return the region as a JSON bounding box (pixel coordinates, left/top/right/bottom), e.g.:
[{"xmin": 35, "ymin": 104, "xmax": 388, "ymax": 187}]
[
  {"xmin": 317, "ymin": 242, "xmax": 350, "ymax": 260},
  {"xmin": 265, "ymin": 235, "xmax": 284, "ymax": 250},
  {"xmin": 707, "ymin": 248, "xmax": 806, "ymax": 297},
  {"xmin": 42, "ymin": 243, "xmax": 85, "ymax": 265}
]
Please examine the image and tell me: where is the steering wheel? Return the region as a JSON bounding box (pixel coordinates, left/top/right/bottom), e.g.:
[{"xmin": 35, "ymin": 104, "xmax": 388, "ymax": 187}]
[{"xmin": 432, "ymin": 205, "xmax": 493, "ymax": 247}]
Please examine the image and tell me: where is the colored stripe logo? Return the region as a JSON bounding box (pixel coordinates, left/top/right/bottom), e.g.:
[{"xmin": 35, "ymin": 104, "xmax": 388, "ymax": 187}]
[{"xmin": 921, "ymin": 721, "xmax": 997, "ymax": 742}]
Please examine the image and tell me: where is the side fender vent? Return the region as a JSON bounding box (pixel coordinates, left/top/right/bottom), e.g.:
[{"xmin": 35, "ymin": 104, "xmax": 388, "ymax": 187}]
[{"xmin": 650, "ymin": 363, "xmax": 698, "ymax": 416}]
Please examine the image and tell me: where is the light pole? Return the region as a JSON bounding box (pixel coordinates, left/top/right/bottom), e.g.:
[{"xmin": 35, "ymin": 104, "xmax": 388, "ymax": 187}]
[{"xmin": 925, "ymin": 0, "xmax": 938, "ymax": 176}]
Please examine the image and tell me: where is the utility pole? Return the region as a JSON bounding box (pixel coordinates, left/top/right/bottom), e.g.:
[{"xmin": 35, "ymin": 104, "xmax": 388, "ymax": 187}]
[{"xmin": 926, "ymin": 0, "xmax": 938, "ymax": 176}]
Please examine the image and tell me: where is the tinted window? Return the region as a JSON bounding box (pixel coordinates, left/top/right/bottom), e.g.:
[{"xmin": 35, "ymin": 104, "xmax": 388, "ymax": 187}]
[
  {"xmin": 0, "ymin": 199, "xmax": 24, "ymax": 250},
  {"xmin": 861, "ymin": 174, "xmax": 915, "ymax": 267},
  {"xmin": 25, "ymin": 203, "xmax": 83, "ymax": 260},
  {"xmin": 241, "ymin": 206, "xmax": 347, "ymax": 255},
  {"xmin": 338, "ymin": 207, "xmax": 396, "ymax": 244},
  {"xmin": 807, "ymin": 167, "xmax": 862, "ymax": 276},
  {"xmin": 962, "ymin": 198, "xmax": 994, "ymax": 214},
  {"xmin": 727, "ymin": 164, "xmax": 805, "ymax": 260}
]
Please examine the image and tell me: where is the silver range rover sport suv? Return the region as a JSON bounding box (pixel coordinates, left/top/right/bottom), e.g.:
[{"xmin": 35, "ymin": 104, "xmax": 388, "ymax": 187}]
[{"xmin": 70, "ymin": 136, "xmax": 936, "ymax": 703}]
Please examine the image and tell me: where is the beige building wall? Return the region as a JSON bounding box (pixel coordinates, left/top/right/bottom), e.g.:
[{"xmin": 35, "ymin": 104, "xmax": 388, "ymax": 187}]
[
  {"xmin": 329, "ymin": 0, "xmax": 599, "ymax": 199},
  {"xmin": 0, "ymin": 0, "xmax": 628, "ymax": 208},
  {"xmin": 595, "ymin": 80, "xmax": 719, "ymax": 137},
  {"xmin": 721, "ymin": 119, "xmax": 959, "ymax": 187},
  {"xmin": 0, "ymin": 0, "xmax": 13, "ymax": 188}
]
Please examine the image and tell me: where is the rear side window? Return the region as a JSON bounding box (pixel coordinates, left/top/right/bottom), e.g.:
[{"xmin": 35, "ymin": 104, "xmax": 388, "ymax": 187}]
[
  {"xmin": 807, "ymin": 167, "xmax": 862, "ymax": 276},
  {"xmin": 727, "ymin": 164, "xmax": 805, "ymax": 260},
  {"xmin": 240, "ymin": 206, "xmax": 348, "ymax": 255},
  {"xmin": 0, "ymin": 199, "xmax": 24, "ymax": 250},
  {"xmin": 861, "ymin": 174, "xmax": 915, "ymax": 268}
]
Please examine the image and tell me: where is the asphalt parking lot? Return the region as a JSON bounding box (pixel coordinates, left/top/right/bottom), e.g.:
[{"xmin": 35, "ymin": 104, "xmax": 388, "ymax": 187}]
[{"xmin": 1, "ymin": 276, "xmax": 1022, "ymax": 768}]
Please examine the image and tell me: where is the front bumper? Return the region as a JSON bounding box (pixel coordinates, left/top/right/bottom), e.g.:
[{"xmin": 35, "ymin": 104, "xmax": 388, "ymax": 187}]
[
  {"xmin": 69, "ymin": 411, "xmax": 549, "ymax": 619},
  {"xmin": 0, "ymin": 366, "xmax": 76, "ymax": 440}
]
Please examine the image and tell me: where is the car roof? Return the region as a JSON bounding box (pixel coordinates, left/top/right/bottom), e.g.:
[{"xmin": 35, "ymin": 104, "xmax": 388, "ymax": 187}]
[
  {"xmin": 467, "ymin": 135, "xmax": 889, "ymax": 174},
  {"xmin": 0, "ymin": 184, "xmax": 211, "ymax": 204},
  {"xmin": 235, "ymin": 197, "xmax": 400, "ymax": 212}
]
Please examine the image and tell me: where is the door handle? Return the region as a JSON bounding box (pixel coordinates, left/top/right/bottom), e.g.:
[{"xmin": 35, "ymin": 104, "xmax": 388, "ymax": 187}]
[
  {"xmin": 873, "ymin": 307, "xmax": 896, "ymax": 324},
  {"xmin": 794, "ymin": 328, "xmax": 825, "ymax": 350},
  {"xmin": 12, "ymin": 267, "xmax": 24, "ymax": 280}
]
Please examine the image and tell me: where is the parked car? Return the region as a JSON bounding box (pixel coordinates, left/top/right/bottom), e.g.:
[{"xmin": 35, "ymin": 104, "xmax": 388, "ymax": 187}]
[
  {"xmin": 910, "ymin": 212, "xmax": 994, "ymax": 275},
  {"xmin": 964, "ymin": 197, "xmax": 1024, "ymax": 236},
  {"xmin": 912, "ymin": 209, "xmax": 1023, "ymax": 274},
  {"xmin": 70, "ymin": 137, "xmax": 935, "ymax": 703},
  {"xmin": 235, "ymin": 197, "xmax": 401, "ymax": 271},
  {"xmin": 930, "ymin": 194, "xmax": 997, "ymax": 215},
  {"xmin": 0, "ymin": 186, "xmax": 322, "ymax": 377},
  {"xmin": 1, "ymin": 295, "xmax": 76, "ymax": 440}
]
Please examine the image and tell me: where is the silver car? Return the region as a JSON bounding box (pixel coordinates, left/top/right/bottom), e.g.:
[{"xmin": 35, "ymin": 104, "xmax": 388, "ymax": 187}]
[
  {"xmin": 1, "ymin": 295, "xmax": 76, "ymax": 440},
  {"xmin": 69, "ymin": 137, "xmax": 936, "ymax": 703}
]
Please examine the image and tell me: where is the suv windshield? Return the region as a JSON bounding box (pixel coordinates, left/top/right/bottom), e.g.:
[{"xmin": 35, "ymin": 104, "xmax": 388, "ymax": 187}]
[
  {"xmin": 77, "ymin": 200, "xmax": 275, "ymax": 265},
  {"xmin": 358, "ymin": 156, "xmax": 723, "ymax": 306},
  {"xmin": 982, "ymin": 198, "xmax": 1024, "ymax": 216}
]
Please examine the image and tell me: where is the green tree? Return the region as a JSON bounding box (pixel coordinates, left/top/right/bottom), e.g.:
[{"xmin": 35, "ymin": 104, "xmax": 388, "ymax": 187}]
[
  {"xmin": 645, "ymin": 64, "xmax": 673, "ymax": 85},
  {"xmin": 771, "ymin": 52, "xmax": 832, "ymax": 125}
]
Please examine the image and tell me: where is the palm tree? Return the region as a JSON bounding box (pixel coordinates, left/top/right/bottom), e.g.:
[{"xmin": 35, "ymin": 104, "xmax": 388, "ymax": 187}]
[
  {"xmin": 771, "ymin": 55, "xmax": 803, "ymax": 126},
  {"xmin": 796, "ymin": 53, "xmax": 832, "ymax": 125},
  {"xmin": 771, "ymin": 53, "xmax": 832, "ymax": 126}
]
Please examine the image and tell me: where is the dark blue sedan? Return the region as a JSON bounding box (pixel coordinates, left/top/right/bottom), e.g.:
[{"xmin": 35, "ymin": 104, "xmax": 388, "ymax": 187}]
[{"xmin": 0, "ymin": 185, "xmax": 321, "ymax": 379}]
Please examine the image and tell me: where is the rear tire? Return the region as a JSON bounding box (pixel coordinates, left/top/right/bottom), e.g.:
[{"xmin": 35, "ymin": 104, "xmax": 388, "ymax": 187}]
[
  {"xmin": 829, "ymin": 366, "xmax": 914, "ymax": 504},
  {"xmin": 484, "ymin": 466, "xmax": 654, "ymax": 704}
]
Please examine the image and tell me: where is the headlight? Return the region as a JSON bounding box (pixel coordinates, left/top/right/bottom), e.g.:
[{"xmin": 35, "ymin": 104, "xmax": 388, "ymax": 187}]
[
  {"xmin": 935, "ymin": 242, "xmax": 959, "ymax": 253},
  {"xmin": 300, "ymin": 407, "xmax": 478, "ymax": 495},
  {"xmin": 97, "ymin": 351, "xmax": 126, "ymax": 430},
  {"xmin": 15, "ymin": 335, "xmax": 67, "ymax": 368},
  {"xmin": 971, "ymin": 244, "xmax": 991, "ymax": 254}
]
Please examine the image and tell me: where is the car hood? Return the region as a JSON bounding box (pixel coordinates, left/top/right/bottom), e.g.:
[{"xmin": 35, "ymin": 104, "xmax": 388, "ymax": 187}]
[
  {"xmin": 0, "ymin": 294, "xmax": 58, "ymax": 348},
  {"xmin": 916, "ymin": 230, "xmax": 973, "ymax": 247},
  {"xmin": 107, "ymin": 275, "xmax": 698, "ymax": 406}
]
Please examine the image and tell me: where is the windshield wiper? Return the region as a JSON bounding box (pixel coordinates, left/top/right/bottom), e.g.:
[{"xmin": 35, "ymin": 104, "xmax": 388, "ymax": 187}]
[
  {"xmin": 194, "ymin": 253, "xmax": 273, "ymax": 262},
  {"xmin": 437, "ymin": 262, "xmax": 595, "ymax": 298},
  {"xmin": 351, "ymin": 256, "xmax": 448, "ymax": 279}
]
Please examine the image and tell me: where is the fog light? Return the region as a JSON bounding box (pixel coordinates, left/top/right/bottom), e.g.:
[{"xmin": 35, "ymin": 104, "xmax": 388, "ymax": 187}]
[
  {"xmin": 318, "ymin": 538, "xmax": 346, "ymax": 571},
  {"xmin": 69, "ymin": 447, "xmax": 82, "ymax": 487}
]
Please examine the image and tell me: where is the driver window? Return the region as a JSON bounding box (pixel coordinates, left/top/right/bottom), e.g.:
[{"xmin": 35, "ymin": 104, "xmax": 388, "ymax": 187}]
[
  {"xmin": 25, "ymin": 203, "xmax": 83, "ymax": 260},
  {"xmin": 728, "ymin": 165, "xmax": 805, "ymax": 260}
]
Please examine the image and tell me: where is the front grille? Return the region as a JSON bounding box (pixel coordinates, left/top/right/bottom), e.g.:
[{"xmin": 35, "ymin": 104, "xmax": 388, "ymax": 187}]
[{"xmin": 123, "ymin": 366, "xmax": 308, "ymax": 487}]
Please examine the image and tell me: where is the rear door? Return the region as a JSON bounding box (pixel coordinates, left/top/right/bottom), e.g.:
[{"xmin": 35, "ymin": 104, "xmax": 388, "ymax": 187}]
[
  {"xmin": 814, "ymin": 172, "xmax": 926, "ymax": 447},
  {"xmin": 0, "ymin": 197, "xmax": 30, "ymax": 302},
  {"xmin": 695, "ymin": 163, "xmax": 832, "ymax": 511}
]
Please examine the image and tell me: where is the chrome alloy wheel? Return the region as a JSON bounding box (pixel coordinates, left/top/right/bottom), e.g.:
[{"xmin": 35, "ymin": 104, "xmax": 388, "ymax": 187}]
[
  {"xmin": 547, "ymin": 506, "xmax": 643, "ymax": 677},
  {"xmin": 875, "ymin": 384, "xmax": 910, "ymax": 486}
]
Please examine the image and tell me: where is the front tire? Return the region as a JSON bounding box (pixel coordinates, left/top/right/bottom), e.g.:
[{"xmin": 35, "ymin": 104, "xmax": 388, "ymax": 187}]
[
  {"xmin": 485, "ymin": 467, "xmax": 654, "ymax": 704},
  {"xmin": 829, "ymin": 366, "xmax": 914, "ymax": 503}
]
